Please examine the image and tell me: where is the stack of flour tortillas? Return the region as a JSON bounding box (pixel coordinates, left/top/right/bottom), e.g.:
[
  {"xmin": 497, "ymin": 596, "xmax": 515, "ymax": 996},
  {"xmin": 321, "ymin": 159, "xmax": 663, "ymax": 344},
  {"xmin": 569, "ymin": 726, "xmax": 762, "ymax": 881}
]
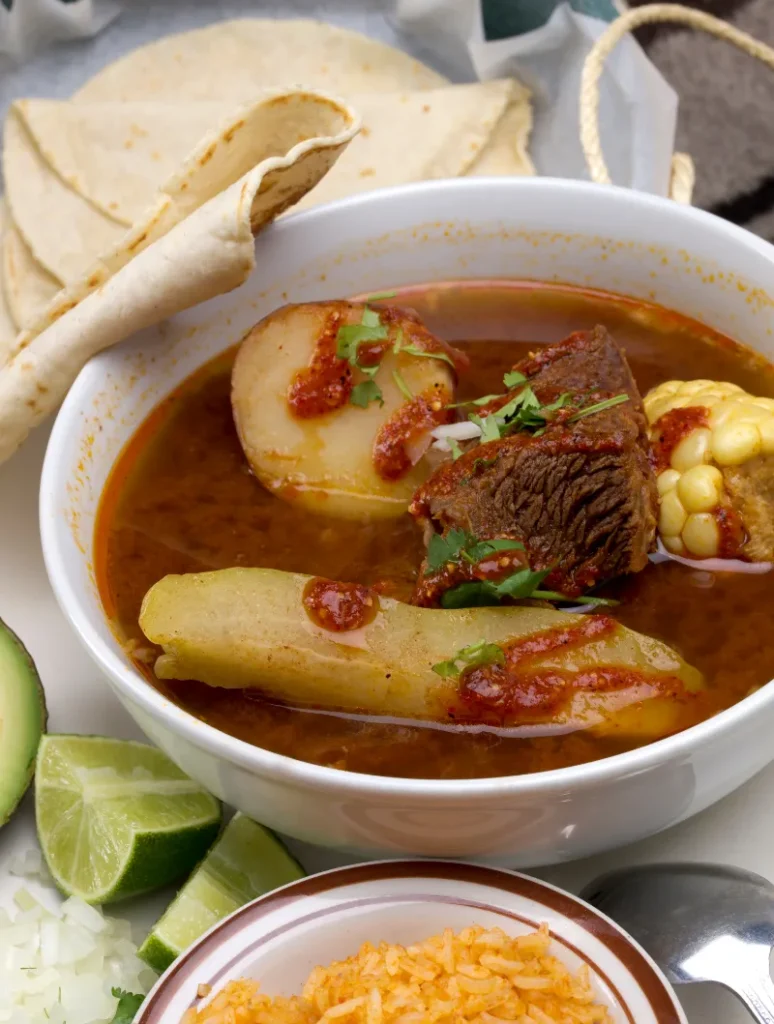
[{"xmin": 0, "ymin": 19, "xmax": 532, "ymax": 465}]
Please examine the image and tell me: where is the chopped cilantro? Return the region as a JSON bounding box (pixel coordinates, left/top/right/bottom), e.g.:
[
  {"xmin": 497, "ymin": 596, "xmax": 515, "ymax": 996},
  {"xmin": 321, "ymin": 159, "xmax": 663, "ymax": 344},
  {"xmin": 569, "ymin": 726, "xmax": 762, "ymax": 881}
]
[
  {"xmin": 532, "ymin": 590, "xmax": 619, "ymax": 607},
  {"xmin": 425, "ymin": 529, "xmax": 523, "ymax": 574},
  {"xmin": 469, "ymin": 412, "xmax": 501, "ymax": 443},
  {"xmin": 440, "ymin": 567, "xmax": 551, "ymax": 609},
  {"xmin": 447, "ymin": 393, "xmax": 504, "ymax": 409},
  {"xmin": 367, "ymin": 290, "xmax": 397, "ymax": 300},
  {"xmin": 392, "ymin": 369, "xmax": 413, "ymax": 400},
  {"xmin": 397, "ymin": 342, "xmax": 455, "ymax": 368},
  {"xmin": 110, "ymin": 989, "xmax": 144, "ymax": 1024},
  {"xmin": 432, "ymin": 639, "xmax": 505, "ymax": 678},
  {"xmin": 470, "ymin": 456, "xmax": 497, "ymax": 474},
  {"xmin": 448, "ymin": 438, "xmax": 464, "ymax": 460},
  {"xmin": 350, "ymin": 379, "xmax": 384, "ymax": 408},
  {"xmin": 567, "ymin": 393, "xmax": 630, "ymax": 422},
  {"xmin": 426, "ymin": 527, "xmax": 472, "ymax": 573},
  {"xmin": 503, "ymin": 370, "xmax": 527, "ymax": 387},
  {"xmin": 468, "ymin": 387, "xmax": 573, "ymax": 441},
  {"xmin": 336, "ymin": 308, "xmax": 389, "ymax": 364}
]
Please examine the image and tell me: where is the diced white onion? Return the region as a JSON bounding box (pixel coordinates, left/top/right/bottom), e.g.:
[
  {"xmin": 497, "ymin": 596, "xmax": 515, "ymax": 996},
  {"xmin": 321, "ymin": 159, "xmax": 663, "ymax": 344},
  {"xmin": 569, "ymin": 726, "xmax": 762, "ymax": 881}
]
[
  {"xmin": 0, "ymin": 870, "xmax": 154, "ymax": 1023},
  {"xmin": 432, "ymin": 421, "xmax": 483, "ymax": 440},
  {"xmin": 650, "ymin": 538, "xmax": 773, "ymax": 574},
  {"xmin": 405, "ymin": 430, "xmax": 432, "ymax": 465},
  {"xmin": 431, "ymin": 420, "xmax": 483, "ymax": 451}
]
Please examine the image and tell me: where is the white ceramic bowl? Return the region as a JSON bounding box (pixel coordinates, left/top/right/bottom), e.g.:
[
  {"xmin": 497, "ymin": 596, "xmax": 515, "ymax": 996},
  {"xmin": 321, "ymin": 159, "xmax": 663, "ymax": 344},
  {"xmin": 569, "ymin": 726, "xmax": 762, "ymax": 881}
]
[
  {"xmin": 41, "ymin": 178, "xmax": 774, "ymax": 865},
  {"xmin": 136, "ymin": 861, "xmax": 686, "ymax": 1024}
]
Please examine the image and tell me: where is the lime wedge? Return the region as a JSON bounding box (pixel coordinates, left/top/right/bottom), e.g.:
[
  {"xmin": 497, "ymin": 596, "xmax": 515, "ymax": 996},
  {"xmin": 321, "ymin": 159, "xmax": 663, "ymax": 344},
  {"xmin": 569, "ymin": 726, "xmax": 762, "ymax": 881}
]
[
  {"xmin": 139, "ymin": 813, "xmax": 305, "ymax": 972},
  {"xmin": 35, "ymin": 735, "xmax": 221, "ymax": 904}
]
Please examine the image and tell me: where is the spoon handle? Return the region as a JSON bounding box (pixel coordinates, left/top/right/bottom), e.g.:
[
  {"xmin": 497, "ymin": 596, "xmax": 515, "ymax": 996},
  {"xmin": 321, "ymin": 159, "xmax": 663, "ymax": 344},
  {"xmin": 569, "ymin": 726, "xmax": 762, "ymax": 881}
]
[{"xmin": 733, "ymin": 974, "xmax": 774, "ymax": 1024}]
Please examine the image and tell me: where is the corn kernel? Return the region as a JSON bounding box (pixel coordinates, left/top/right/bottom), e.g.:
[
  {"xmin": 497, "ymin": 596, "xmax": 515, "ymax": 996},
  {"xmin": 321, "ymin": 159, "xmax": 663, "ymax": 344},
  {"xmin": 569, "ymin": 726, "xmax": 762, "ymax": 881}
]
[
  {"xmin": 659, "ymin": 490, "xmax": 687, "ymax": 537},
  {"xmin": 657, "ymin": 469, "xmax": 681, "ymax": 495},
  {"xmin": 758, "ymin": 418, "xmax": 774, "ymax": 455},
  {"xmin": 731, "ymin": 402, "xmax": 770, "ymax": 424},
  {"xmin": 662, "ymin": 534, "xmax": 686, "ymax": 555},
  {"xmin": 676, "ymin": 464, "xmax": 723, "ymax": 513},
  {"xmin": 711, "ymin": 420, "xmax": 761, "ymax": 466},
  {"xmin": 671, "ymin": 428, "xmax": 712, "ymax": 472},
  {"xmin": 678, "ymin": 380, "xmax": 715, "ymax": 395},
  {"xmin": 682, "ymin": 513, "xmax": 720, "ymax": 558}
]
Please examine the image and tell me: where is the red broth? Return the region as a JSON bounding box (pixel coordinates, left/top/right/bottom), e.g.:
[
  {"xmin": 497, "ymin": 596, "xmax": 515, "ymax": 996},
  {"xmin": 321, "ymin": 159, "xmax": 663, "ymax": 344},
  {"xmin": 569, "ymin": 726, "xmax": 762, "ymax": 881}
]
[{"xmin": 94, "ymin": 281, "xmax": 774, "ymax": 779}]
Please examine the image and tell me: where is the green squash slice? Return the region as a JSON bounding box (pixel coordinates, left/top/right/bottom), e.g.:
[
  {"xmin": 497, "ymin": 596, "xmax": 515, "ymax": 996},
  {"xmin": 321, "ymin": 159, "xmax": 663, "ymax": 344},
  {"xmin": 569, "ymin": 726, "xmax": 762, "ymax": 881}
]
[{"xmin": 140, "ymin": 568, "xmax": 703, "ymax": 737}]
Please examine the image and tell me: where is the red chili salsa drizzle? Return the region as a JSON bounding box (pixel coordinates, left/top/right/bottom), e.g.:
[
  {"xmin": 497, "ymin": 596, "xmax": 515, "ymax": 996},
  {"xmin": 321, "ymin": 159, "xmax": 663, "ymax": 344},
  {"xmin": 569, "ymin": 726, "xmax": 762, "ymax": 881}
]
[
  {"xmin": 453, "ymin": 616, "xmax": 683, "ymax": 725},
  {"xmin": 303, "ymin": 577, "xmax": 380, "ymax": 632},
  {"xmin": 372, "ymin": 385, "xmax": 454, "ymax": 481},
  {"xmin": 286, "ymin": 303, "xmax": 465, "ymax": 423},
  {"xmin": 415, "ymin": 540, "xmax": 527, "ymax": 607},
  {"xmin": 650, "ymin": 406, "xmax": 709, "ymax": 472}
]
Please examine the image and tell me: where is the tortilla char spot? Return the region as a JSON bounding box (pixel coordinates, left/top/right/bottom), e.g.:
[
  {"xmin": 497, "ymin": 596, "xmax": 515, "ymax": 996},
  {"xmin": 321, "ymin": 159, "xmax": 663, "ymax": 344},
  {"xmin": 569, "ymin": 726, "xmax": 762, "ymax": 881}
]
[
  {"xmin": 36, "ymin": 383, "xmax": 48, "ymax": 395},
  {"xmin": 361, "ymin": 125, "xmax": 371, "ymax": 137},
  {"xmin": 87, "ymin": 273, "xmax": 102, "ymax": 288},
  {"xmin": 198, "ymin": 142, "xmax": 217, "ymax": 166},
  {"xmin": 180, "ymin": 182, "xmax": 188, "ymax": 191},
  {"xmin": 360, "ymin": 168, "xmax": 376, "ymax": 178},
  {"xmin": 222, "ymin": 120, "xmax": 245, "ymax": 143},
  {"xmin": 21, "ymin": 362, "xmax": 33, "ymax": 372},
  {"xmin": 422, "ymin": 104, "xmax": 431, "ymax": 113},
  {"xmin": 25, "ymin": 400, "xmax": 36, "ymax": 410},
  {"xmin": 128, "ymin": 232, "xmax": 148, "ymax": 252},
  {"xmin": 124, "ymin": 140, "xmax": 134, "ymax": 150}
]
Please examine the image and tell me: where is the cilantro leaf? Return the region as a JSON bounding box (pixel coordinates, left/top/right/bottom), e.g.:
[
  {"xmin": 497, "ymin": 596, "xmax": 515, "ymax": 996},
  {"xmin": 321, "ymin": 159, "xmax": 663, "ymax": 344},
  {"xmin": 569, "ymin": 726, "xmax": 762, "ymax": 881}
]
[
  {"xmin": 532, "ymin": 590, "xmax": 619, "ymax": 607},
  {"xmin": 440, "ymin": 582, "xmax": 501, "ymax": 608},
  {"xmin": 504, "ymin": 370, "xmax": 527, "ymax": 387},
  {"xmin": 469, "ymin": 413, "xmax": 501, "ymax": 443},
  {"xmin": 567, "ymin": 393, "xmax": 630, "ymax": 422},
  {"xmin": 470, "ymin": 456, "xmax": 497, "ymax": 474},
  {"xmin": 392, "ymin": 369, "xmax": 413, "ymax": 400},
  {"xmin": 336, "ymin": 306, "xmax": 389, "ymax": 363},
  {"xmin": 494, "ymin": 567, "xmax": 551, "ymax": 598},
  {"xmin": 426, "ymin": 531, "xmax": 523, "ymax": 574},
  {"xmin": 350, "ymin": 380, "xmax": 384, "ymax": 408},
  {"xmin": 367, "ymin": 290, "xmax": 397, "ymax": 301},
  {"xmin": 441, "ymin": 566, "xmax": 549, "ymax": 608},
  {"xmin": 448, "ymin": 438, "xmax": 464, "ymax": 460},
  {"xmin": 426, "ymin": 527, "xmax": 473, "ymax": 573},
  {"xmin": 462, "ymin": 538, "xmax": 525, "ymax": 564},
  {"xmin": 110, "ymin": 989, "xmax": 144, "ymax": 1024},
  {"xmin": 398, "ymin": 343, "xmax": 455, "ymax": 368},
  {"xmin": 432, "ymin": 639, "xmax": 505, "ymax": 678},
  {"xmin": 447, "ymin": 393, "xmax": 504, "ymax": 409}
]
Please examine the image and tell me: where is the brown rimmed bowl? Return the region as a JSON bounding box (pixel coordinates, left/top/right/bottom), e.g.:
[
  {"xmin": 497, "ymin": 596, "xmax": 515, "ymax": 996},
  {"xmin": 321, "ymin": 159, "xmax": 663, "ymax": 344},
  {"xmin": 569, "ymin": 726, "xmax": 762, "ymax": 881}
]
[{"xmin": 136, "ymin": 860, "xmax": 686, "ymax": 1024}]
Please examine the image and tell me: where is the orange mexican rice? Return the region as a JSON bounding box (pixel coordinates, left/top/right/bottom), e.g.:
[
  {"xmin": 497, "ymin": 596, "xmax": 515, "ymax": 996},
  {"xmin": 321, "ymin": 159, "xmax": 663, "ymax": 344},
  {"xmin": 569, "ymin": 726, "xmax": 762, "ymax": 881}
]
[{"xmin": 182, "ymin": 924, "xmax": 612, "ymax": 1024}]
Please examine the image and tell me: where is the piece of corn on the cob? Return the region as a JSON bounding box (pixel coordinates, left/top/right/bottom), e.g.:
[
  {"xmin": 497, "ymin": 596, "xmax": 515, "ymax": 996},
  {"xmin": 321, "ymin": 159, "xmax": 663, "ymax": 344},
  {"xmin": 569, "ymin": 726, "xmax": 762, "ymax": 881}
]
[{"xmin": 644, "ymin": 380, "xmax": 774, "ymax": 559}]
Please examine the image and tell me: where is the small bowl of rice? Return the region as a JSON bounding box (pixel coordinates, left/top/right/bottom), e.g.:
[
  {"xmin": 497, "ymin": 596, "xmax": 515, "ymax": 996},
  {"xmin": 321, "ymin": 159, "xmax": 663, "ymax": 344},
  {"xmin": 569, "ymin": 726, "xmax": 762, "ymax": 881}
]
[{"xmin": 136, "ymin": 861, "xmax": 685, "ymax": 1024}]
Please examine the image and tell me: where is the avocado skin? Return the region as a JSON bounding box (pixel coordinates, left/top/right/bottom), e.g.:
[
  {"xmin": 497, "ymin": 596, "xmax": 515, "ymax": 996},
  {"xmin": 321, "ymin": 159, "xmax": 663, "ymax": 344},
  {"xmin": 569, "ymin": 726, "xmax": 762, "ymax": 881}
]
[{"xmin": 0, "ymin": 618, "xmax": 47, "ymax": 828}]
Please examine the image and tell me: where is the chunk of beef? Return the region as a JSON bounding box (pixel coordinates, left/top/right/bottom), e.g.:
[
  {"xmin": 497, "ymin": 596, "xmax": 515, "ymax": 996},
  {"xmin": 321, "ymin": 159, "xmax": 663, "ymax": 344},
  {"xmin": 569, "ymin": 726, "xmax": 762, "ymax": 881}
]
[{"xmin": 411, "ymin": 326, "xmax": 658, "ymax": 601}]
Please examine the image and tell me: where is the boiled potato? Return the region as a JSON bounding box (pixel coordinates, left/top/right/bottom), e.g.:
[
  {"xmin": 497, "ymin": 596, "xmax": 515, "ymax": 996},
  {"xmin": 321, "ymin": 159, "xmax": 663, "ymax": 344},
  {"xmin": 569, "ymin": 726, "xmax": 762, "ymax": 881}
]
[
  {"xmin": 140, "ymin": 567, "xmax": 703, "ymax": 734},
  {"xmin": 231, "ymin": 301, "xmax": 456, "ymax": 518}
]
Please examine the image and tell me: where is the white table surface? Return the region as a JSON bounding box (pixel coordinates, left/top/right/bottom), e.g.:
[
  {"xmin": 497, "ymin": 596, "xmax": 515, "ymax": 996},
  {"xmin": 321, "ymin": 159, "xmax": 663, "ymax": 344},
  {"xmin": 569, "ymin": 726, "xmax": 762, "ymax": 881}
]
[{"xmin": 0, "ymin": 422, "xmax": 768, "ymax": 1024}]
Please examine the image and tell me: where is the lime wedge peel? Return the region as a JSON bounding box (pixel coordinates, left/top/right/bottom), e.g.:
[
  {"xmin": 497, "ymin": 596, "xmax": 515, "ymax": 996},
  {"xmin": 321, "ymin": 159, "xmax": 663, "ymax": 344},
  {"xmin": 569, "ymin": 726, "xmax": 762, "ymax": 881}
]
[
  {"xmin": 35, "ymin": 734, "xmax": 221, "ymax": 905},
  {"xmin": 139, "ymin": 812, "xmax": 305, "ymax": 973}
]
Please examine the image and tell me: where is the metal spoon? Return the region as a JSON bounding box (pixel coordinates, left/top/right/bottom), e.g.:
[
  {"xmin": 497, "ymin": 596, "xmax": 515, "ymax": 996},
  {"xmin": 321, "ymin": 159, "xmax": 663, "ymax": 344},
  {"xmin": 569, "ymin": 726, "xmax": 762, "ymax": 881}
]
[{"xmin": 581, "ymin": 863, "xmax": 774, "ymax": 1024}]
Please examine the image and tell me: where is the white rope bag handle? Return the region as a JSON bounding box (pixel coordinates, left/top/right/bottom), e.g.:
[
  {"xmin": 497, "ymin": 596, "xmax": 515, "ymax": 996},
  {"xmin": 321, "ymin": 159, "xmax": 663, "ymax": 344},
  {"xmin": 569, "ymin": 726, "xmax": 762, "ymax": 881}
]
[{"xmin": 580, "ymin": 3, "xmax": 774, "ymax": 204}]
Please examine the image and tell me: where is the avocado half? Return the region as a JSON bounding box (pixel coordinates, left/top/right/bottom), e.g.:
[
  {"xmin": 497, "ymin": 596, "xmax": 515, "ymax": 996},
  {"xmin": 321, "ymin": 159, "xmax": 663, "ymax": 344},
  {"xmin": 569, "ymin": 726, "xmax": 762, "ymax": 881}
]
[{"xmin": 0, "ymin": 619, "xmax": 46, "ymax": 827}]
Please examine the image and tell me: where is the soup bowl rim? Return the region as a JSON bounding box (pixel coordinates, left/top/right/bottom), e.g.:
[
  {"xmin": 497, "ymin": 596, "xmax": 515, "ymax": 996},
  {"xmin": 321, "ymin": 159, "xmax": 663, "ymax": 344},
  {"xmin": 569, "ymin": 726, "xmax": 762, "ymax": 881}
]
[{"xmin": 40, "ymin": 175, "xmax": 774, "ymax": 799}]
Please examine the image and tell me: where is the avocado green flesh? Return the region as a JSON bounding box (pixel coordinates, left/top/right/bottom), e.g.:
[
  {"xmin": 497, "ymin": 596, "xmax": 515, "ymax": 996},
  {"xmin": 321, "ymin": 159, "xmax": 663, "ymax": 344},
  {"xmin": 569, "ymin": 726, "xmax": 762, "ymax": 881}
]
[{"xmin": 0, "ymin": 619, "xmax": 46, "ymax": 826}]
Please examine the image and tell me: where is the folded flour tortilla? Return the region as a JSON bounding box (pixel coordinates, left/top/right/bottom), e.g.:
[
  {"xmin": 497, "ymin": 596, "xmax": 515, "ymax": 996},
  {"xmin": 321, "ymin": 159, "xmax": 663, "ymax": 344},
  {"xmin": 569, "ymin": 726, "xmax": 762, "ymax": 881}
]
[
  {"xmin": 13, "ymin": 80, "xmax": 532, "ymax": 229},
  {"xmin": 0, "ymin": 88, "xmax": 359, "ymax": 465}
]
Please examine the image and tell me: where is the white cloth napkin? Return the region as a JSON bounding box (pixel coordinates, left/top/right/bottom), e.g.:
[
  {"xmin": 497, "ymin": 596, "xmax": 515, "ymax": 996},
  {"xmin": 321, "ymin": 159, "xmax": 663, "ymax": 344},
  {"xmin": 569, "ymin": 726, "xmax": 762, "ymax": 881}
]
[{"xmin": 0, "ymin": 0, "xmax": 121, "ymax": 61}]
